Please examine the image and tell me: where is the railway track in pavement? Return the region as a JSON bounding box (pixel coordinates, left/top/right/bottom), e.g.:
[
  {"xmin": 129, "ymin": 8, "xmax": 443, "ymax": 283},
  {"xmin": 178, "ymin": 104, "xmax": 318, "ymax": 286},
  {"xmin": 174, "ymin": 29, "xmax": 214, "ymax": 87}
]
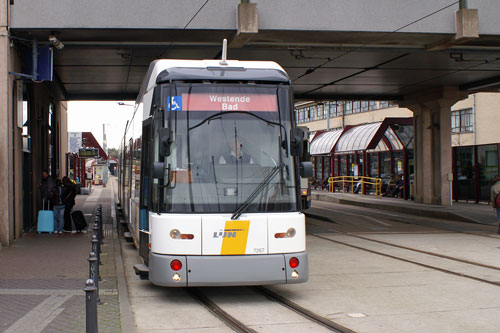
[{"xmin": 189, "ymin": 286, "xmax": 356, "ymax": 333}]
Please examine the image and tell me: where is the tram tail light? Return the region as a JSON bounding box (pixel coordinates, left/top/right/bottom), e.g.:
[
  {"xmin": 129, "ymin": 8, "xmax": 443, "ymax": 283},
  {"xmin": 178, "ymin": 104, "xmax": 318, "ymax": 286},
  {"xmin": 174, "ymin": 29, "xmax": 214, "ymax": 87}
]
[
  {"xmin": 170, "ymin": 260, "xmax": 182, "ymax": 271},
  {"xmin": 289, "ymin": 257, "xmax": 299, "ymax": 268},
  {"xmin": 274, "ymin": 228, "xmax": 296, "ymax": 239},
  {"xmin": 170, "ymin": 229, "xmax": 194, "ymax": 240}
]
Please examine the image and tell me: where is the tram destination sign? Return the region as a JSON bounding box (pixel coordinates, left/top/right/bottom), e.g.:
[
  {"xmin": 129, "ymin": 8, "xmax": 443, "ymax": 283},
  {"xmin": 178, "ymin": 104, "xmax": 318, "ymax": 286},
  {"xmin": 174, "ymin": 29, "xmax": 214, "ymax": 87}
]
[
  {"xmin": 167, "ymin": 93, "xmax": 278, "ymax": 112},
  {"xmin": 78, "ymin": 148, "xmax": 99, "ymax": 158}
]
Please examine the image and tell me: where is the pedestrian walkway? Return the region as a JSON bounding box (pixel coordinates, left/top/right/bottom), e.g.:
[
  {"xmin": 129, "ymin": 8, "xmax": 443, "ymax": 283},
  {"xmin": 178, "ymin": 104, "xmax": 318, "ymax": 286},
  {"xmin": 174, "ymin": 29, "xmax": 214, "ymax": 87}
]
[
  {"xmin": 0, "ymin": 184, "xmax": 123, "ymax": 332},
  {"xmin": 312, "ymin": 190, "xmax": 498, "ymax": 226}
]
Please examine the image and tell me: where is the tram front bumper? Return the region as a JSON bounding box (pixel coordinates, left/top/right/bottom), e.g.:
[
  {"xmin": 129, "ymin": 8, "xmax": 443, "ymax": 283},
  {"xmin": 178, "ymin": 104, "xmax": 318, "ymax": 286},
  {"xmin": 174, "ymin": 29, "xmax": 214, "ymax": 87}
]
[{"xmin": 149, "ymin": 251, "xmax": 308, "ymax": 287}]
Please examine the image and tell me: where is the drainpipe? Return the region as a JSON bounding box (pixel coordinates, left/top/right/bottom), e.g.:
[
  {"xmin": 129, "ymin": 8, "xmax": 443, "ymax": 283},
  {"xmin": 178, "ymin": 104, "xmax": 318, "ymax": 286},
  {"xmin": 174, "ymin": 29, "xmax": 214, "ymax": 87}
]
[{"xmin": 473, "ymin": 94, "xmax": 476, "ymax": 146}]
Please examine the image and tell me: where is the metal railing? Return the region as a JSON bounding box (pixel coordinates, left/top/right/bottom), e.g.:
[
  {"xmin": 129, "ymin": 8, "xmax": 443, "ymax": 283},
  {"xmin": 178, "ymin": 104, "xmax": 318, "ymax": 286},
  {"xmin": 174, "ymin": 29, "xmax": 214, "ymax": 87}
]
[
  {"xmin": 328, "ymin": 176, "xmax": 382, "ymax": 197},
  {"xmin": 85, "ymin": 204, "xmax": 103, "ymax": 333}
]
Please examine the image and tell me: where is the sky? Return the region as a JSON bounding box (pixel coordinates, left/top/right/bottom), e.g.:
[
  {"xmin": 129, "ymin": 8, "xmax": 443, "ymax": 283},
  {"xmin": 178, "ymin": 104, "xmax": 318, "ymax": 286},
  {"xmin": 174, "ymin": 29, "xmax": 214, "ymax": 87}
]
[{"xmin": 67, "ymin": 101, "xmax": 136, "ymax": 150}]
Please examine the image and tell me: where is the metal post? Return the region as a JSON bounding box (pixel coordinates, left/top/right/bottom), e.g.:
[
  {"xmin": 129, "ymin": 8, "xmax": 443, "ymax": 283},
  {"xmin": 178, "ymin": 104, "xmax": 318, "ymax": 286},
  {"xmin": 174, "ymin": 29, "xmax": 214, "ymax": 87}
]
[
  {"xmin": 87, "ymin": 251, "xmax": 100, "ymax": 304},
  {"xmin": 84, "ymin": 279, "xmax": 98, "ymax": 333}
]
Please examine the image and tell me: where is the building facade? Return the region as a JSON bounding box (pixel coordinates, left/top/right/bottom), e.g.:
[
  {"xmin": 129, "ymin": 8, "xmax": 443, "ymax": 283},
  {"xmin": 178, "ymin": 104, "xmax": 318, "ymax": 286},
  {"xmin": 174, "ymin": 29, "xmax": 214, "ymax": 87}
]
[{"xmin": 297, "ymin": 93, "xmax": 500, "ymax": 203}]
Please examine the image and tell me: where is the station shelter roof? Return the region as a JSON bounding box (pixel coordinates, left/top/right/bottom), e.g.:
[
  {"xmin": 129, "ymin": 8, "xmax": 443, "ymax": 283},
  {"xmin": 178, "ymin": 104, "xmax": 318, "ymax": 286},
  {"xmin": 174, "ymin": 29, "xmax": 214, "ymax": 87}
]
[
  {"xmin": 310, "ymin": 118, "xmax": 413, "ymax": 156},
  {"xmin": 310, "ymin": 129, "xmax": 342, "ymax": 155}
]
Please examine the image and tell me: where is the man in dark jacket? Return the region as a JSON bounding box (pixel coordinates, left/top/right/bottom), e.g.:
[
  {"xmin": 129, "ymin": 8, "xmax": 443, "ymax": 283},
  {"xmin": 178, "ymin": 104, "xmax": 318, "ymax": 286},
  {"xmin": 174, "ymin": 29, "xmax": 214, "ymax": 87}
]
[
  {"xmin": 52, "ymin": 179, "xmax": 69, "ymax": 233},
  {"xmin": 62, "ymin": 176, "xmax": 77, "ymax": 232},
  {"xmin": 39, "ymin": 169, "xmax": 55, "ymax": 210}
]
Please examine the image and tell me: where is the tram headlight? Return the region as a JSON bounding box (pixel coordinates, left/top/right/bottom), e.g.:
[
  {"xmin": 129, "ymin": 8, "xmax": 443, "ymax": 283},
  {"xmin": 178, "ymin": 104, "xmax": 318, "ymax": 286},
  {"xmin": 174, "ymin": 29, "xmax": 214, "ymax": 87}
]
[
  {"xmin": 172, "ymin": 273, "xmax": 181, "ymax": 281},
  {"xmin": 274, "ymin": 228, "xmax": 296, "ymax": 239},
  {"xmin": 170, "ymin": 229, "xmax": 181, "ymax": 239},
  {"xmin": 291, "ymin": 270, "xmax": 299, "ymax": 279},
  {"xmin": 285, "ymin": 228, "xmax": 296, "ymax": 238}
]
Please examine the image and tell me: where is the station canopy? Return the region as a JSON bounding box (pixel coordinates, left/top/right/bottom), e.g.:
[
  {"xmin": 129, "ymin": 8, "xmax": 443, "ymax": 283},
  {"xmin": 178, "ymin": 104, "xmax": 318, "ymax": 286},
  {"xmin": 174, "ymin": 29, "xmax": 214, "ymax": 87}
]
[{"xmin": 310, "ymin": 118, "xmax": 413, "ymax": 155}]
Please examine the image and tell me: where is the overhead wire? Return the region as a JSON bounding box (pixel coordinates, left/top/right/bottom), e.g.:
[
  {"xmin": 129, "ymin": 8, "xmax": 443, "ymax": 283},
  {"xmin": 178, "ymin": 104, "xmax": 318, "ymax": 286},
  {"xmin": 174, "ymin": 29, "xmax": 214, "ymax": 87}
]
[
  {"xmin": 362, "ymin": 54, "xmax": 500, "ymax": 101},
  {"xmin": 293, "ymin": 1, "xmax": 461, "ymax": 84},
  {"xmin": 157, "ymin": 0, "xmax": 210, "ymax": 59}
]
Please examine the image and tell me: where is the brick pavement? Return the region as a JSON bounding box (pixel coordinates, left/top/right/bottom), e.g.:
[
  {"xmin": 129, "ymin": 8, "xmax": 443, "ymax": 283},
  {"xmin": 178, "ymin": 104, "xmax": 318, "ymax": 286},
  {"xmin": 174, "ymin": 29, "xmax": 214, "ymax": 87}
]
[{"xmin": 0, "ymin": 184, "xmax": 123, "ymax": 333}]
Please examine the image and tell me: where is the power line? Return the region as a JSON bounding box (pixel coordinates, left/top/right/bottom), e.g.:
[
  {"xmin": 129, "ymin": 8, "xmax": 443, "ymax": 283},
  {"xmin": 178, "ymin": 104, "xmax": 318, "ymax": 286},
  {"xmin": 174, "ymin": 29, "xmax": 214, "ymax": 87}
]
[
  {"xmin": 293, "ymin": 1, "xmax": 460, "ymax": 82},
  {"xmin": 157, "ymin": 0, "xmax": 210, "ymax": 59}
]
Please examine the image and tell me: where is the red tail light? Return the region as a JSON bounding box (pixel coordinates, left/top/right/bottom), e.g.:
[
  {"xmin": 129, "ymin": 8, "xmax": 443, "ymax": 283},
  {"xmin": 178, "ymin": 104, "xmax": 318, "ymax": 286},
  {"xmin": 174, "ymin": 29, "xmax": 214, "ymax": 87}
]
[
  {"xmin": 289, "ymin": 257, "xmax": 299, "ymax": 268},
  {"xmin": 170, "ymin": 260, "xmax": 182, "ymax": 271}
]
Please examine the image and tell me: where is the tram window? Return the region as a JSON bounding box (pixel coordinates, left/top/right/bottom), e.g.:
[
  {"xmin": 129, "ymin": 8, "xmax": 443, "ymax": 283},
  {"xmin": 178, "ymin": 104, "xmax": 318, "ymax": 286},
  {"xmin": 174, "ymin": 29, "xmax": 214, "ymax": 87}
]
[{"xmin": 156, "ymin": 83, "xmax": 297, "ymax": 213}]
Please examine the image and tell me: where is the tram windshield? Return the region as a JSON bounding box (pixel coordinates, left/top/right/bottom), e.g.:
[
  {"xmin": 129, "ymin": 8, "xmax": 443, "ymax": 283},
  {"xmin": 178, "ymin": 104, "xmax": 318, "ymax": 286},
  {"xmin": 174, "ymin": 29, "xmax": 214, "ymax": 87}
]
[{"xmin": 154, "ymin": 83, "xmax": 297, "ymax": 214}]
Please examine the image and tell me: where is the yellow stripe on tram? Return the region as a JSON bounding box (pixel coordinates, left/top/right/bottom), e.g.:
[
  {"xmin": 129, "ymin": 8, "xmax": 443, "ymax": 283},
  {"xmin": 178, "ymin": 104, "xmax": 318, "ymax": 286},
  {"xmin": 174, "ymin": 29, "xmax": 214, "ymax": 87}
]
[{"xmin": 220, "ymin": 220, "xmax": 250, "ymax": 255}]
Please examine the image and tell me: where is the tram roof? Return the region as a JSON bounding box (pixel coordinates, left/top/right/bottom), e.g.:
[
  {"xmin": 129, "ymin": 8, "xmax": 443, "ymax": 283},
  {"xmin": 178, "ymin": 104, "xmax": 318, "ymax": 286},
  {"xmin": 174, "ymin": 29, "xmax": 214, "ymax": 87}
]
[{"xmin": 137, "ymin": 59, "xmax": 289, "ymax": 104}]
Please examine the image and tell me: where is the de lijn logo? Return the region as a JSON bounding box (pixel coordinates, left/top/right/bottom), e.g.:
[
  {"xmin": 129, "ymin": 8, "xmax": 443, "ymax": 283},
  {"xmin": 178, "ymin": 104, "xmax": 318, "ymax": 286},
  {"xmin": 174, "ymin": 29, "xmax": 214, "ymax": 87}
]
[
  {"xmin": 167, "ymin": 96, "xmax": 182, "ymax": 111},
  {"xmin": 213, "ymin": 229, "xmax": 244, "ymax": 238}
]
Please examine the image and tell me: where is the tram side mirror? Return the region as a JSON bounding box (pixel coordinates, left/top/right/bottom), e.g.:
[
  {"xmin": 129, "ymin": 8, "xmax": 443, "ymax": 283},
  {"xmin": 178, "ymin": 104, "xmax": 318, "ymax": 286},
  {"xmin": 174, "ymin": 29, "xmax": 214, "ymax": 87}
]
[
  {"xmin": 299, "ymin": 161, "xmax": 313, "ymax": 178},
  {"xmin": 153, "ymin": 162, "xmax": 165, "ymax": 179},
  {"xmin": 290, "ymin": 128, "xmax": 305, "ymax": 157},
  {"xmin": 159, "ymin": 128, "xmax": 173, "ymax": 157}
]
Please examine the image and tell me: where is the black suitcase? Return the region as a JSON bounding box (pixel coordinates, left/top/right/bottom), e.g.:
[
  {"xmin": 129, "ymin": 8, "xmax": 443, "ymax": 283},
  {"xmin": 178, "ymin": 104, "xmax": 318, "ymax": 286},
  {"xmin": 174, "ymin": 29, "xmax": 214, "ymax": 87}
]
[{"xmin": 71, "ymin": 210, "xmax": 87, "ymax": 232}]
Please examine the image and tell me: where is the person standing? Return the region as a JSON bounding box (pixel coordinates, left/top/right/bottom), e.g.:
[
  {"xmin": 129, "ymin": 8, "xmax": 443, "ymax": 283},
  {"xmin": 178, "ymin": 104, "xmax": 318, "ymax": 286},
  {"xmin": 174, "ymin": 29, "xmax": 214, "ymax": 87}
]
[
  {"xmin": 39, "ymin": 169, "xmax": 55, "ymax": 209},
  {"xmin": 51, "ymin": 179, "xmax": 67, "ymax": 234},
  {"xmin": 62, "ymin": 176, "xmax": 76, "ymax": 232},
  {"xmin": 491, "ymin": 175, "xmax": 500, "ymax": 234}
]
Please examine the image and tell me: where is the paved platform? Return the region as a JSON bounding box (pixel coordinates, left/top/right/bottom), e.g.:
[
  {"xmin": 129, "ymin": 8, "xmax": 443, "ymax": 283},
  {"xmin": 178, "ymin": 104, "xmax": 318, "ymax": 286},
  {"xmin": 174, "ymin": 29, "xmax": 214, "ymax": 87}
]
[
  {"xmin": 312, "ymin": 190, "xmax": 498, "ymax": 226},
  {"xmin": 0, "ymin": 184, "xmax": 124, "ymax": 333}
]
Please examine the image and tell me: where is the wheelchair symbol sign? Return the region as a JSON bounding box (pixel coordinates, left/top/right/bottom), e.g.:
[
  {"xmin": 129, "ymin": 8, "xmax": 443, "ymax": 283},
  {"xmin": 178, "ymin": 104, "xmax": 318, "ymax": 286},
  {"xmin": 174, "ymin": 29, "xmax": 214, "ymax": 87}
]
[{"xmin": 167, "ymin": 96, "xmax": 182, "ymax": 111}]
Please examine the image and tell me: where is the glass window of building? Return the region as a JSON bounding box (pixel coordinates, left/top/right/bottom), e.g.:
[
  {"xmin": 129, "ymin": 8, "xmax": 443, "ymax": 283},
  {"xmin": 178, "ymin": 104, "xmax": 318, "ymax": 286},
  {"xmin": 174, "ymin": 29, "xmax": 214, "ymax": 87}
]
[
  {"xmin": 369, "ymin": 153, "xmax": 378, "ymax": 177},
  {"xmin": 455, "ymin": 147, "xmax": 475, "ymax": 201},
  {"xmin": 369, "ymin": 101, "xmax": 378, "ymax": 110},
  {"xmin": 340, "ymin": 155, "xmax": 348, "ymax": 176},
  {"xmin": 451, "ymin": 108, "xmax": 473, "ymax": 133},
  {"xmin": 352, "ymin": 101, "xmax": 360, "ymax": 113},
  {"xmin": 361, "ymin": 101, "xmax": 369, "ymax": 112},
  {"xmin": 345, "ymin": 101, "xmax": 352, "ymax": 114},
  {"xmin": 329, "ymin": 102, "xmax": 336, "ymax": 117},
  {"xmin": 337, "ymin": 101, "xmax": 345, "ymax": 116},
  {"xmin": 478, "ymin": 145, "xmax": 498, "ymax": 201},
  {"xmin": 317, "ymin": 104, "xmax": 324, "ymax": 120},
  {"xmin": 380, "ymin": 152, "xmax": 391, "ymax": 179}
]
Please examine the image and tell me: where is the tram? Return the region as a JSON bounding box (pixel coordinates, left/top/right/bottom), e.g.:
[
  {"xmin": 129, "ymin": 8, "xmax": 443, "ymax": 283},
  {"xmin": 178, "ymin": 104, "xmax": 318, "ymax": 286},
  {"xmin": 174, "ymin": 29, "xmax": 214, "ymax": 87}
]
[{"xmin": 119, "ymin": 42, "xmax": 312, "ymax": 287}]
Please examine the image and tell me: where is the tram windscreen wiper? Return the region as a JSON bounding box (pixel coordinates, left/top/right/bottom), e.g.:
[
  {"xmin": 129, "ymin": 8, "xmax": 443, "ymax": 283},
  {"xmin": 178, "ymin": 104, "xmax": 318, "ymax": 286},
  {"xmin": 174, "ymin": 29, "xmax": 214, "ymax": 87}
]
[{"xmin": 231, "ymin": 162, "xmax": 285, "ymax": 220}]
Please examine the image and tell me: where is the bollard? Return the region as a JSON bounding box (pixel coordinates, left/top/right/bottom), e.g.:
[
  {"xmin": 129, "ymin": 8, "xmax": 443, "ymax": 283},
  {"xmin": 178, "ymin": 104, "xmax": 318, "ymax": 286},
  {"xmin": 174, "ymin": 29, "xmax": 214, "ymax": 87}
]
[
  {"xmin": 87, "ymin": 251, "xmax": 100, "ymax": 303},
  {"xmin": 93, "ymin": 221, "xmax": 101, "ymax": 255},
  {"xmin": 91, "ymin": 235, "xmax": 101, "ymax": 273},
  {"xmin": 84, "ymin": 279, "xmax": 98, "ymax": 333}
]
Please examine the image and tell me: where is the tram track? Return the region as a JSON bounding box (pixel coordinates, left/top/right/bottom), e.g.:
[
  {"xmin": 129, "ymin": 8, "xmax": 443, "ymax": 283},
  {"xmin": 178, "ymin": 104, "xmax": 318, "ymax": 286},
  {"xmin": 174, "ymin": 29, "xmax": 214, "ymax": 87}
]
[
  {"xmin": 189, "ymin": 287, "xmax": 258, "ymax": 333},
  {"xmin": 189, "ymin": 286, "xmax": 356, "ymax": 333},
  {"xmin": 307, "ymin": 218, "xmax": 500, "ymax": 272},
  {"xmin": 309, "ymin": 202, "xmax": 500, "ymax": 239},
  {"xmin": 309, "ymin": 232, "xmax": 500, "ymax": 288},
  {"xmin": 253, "ymin": 286, "xmax": 356, "ymax": 333}
]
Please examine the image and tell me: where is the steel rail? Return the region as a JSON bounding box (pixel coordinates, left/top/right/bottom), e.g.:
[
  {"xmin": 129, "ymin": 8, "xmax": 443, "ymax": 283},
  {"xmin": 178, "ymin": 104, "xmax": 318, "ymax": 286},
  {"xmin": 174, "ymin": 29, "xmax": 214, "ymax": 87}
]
[
  {"xmin": 310, "ymin": 233, "xmax": 500, "ymax": 288},
  {"xmin": 253, "ymin": 286, "xmax": 356, "ymax": 333},
  {"xmin": 306, "ymin": 217, "xmax": 500, "ymax": 271},
  {"xmin": 188, "ymin": 288, "xmax": 257, "ymax": 333}
]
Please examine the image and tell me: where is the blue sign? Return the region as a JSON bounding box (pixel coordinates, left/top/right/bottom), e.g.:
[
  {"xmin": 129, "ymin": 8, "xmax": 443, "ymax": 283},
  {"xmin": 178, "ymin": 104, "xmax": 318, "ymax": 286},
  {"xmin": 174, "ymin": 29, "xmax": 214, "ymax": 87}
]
[{"xmin": 167, "ymin": 96, "xmax": 182, "ymax": 111}]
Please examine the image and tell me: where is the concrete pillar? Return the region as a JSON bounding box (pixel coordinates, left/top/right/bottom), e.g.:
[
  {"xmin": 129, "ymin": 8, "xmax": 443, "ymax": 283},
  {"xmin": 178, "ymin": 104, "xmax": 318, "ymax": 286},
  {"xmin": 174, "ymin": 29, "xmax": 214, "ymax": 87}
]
[
  {"xmin": 401, "ymin": 87, "xmax": 467, "ymax": 206},
  {"xmin": 0, "ymin": 0, "xmax": 12, "ymax": 247}
]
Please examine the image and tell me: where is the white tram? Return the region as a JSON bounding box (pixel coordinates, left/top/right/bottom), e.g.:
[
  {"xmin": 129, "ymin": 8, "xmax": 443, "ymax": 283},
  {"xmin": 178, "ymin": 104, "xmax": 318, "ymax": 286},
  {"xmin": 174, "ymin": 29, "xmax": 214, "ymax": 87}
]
[{"xmin": 119, "ymin": 49, "xmax": 312, "ymax": 287}]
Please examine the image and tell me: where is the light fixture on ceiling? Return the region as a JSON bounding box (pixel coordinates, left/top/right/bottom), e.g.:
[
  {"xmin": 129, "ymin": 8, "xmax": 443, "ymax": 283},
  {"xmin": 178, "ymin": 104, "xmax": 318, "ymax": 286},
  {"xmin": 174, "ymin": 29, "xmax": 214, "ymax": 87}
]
[{"xmin": 48, "ymin": 34, "xmax": 64, "ymax": 50}]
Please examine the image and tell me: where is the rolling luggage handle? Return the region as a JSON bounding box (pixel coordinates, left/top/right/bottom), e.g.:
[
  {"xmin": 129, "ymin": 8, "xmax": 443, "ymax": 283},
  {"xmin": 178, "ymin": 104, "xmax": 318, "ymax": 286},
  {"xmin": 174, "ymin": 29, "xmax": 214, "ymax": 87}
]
[{"xmin": 43, "ymin": 198, "xmax": 50, "ymax": 211}]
